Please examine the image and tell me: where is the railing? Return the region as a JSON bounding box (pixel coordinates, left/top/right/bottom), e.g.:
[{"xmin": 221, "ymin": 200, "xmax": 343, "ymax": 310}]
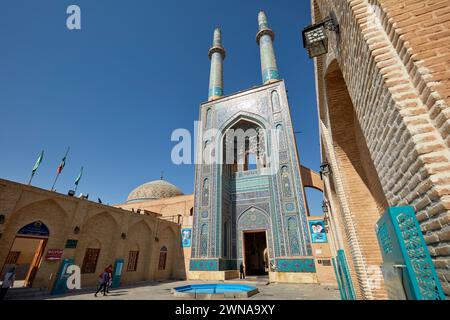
[{"xmin": 158, "ymin": 214, "xmax": 183, "ymax": 225}]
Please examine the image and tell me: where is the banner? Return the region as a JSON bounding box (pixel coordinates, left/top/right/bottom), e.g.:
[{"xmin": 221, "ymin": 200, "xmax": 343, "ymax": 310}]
[
  {"xmin": 309, "ymin": 220, "xmax": 327, "ymax": 243},
  {"xmin": 181, "ymin": 228, "xmax": 192, "ymax": 247}
]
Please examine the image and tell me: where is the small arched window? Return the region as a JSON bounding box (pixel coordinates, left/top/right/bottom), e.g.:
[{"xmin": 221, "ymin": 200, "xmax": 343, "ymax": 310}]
[
  {"xmin": 189, "ymin": 207, "xmax": 194, "ymax": 216},
  {"xmin": 271, "ymin": 91, "xmax": 281, "ymax": 112},
  {"xmin": 276, "ymin": 124, "xmax": 286, "ymax": 150},
  {"xmin": 158, "ymin": 246, "xmax": 168, "ymax": 270},
  {"xmin": 205, "ymin": 108, "xmax": 212, "ymax": 129}
]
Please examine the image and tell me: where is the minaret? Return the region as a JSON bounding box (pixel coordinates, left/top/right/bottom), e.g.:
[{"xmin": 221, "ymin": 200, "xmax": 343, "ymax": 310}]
[
  {"xmin": 208, "ymin": 28, "xmax": 226, "ymax": 101},
  {"xmin": 256, "ymin": 11, "xmax": 281, "ymax": 84}
]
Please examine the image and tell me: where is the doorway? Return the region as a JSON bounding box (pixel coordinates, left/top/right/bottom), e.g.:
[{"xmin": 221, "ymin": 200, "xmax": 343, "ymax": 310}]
[
  {"xmin": 2, "ymin": 237, "xmax": 47, "ymax": 287},
  {"xmin": 243, "ymin": 231, "xmax": 268, "ymax": 276},
  {"xmin": 1, "ymin": 221, "xmax": 49, "ymax": 288}
]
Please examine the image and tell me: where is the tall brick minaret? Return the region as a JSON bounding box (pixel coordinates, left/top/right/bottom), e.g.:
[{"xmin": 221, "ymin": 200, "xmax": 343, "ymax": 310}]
[
  {"xmin": 208, "ymin": 28, "xmax": 226, "ymax": 101},
  {"xmin": 256, "ymin": 10, "xmax": 281, "ymax": 84}
]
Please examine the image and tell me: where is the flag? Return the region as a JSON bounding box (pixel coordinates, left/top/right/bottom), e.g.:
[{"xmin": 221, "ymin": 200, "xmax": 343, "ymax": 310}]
[
  {"xmin": 74, "ymin": 167, "xmax": 83, "ymax": 186},
  {"xmin": 57, "ymin": 156, "xmax": 66, "ymax": 174},
  {"xmin": 32, "ymin": 150, "xmax": 44, "ymax": 174}
]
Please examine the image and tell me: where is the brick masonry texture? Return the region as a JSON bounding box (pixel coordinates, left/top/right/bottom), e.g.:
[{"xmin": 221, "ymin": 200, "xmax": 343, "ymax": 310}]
[{"xmin": 312, "ymin": 0, "xmax": 450, "ymax": 298}]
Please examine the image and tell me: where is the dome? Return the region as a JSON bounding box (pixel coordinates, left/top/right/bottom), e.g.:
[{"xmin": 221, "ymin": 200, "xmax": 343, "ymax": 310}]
[{"xmin": 126, "ymin": 179, "xmax": 184, "ymax": 203}]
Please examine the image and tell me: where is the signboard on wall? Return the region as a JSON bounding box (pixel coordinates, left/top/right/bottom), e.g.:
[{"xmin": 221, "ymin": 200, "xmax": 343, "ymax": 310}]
[
  {"xmin": 309, "ymin": 220, "xmax": 327, "ymax": 243},
  {"xmin": 45, "ymin": 249, "xmax": 63, "ymax": 261},
  {"xmin": 181, "ymin": 228, "xmax": 192, "ymax": 247},
  {"xmin": 18, "ymin": 221, "xmax": 49, "ymax": 237},
  {"xmin": 65, "ymin": 239, "xmax": 78, "ymax": 248}
]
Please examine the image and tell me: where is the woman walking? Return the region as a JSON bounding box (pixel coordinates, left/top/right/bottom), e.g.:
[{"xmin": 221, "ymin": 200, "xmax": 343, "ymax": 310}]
[{"xmin": 94, "ymin": 267, "xmax": 110, "ymax": 297}]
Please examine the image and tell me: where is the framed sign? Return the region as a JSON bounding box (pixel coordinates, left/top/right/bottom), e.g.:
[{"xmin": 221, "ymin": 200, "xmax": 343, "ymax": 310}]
[
  {"xmin": 18, "ymin": 221, "xmax": 49, "ymax": 237},
  {"xmin": 181, "ymin": 228, "xmax": 192, "ymax": 247},
  {"xmin": 309, "ymin": 220, "xmax": 327, "ymax": 243},
  {"xmin": 45, "ymin": 249, "xmax": 63, "ymax": 261},
  {"xmin": 65, "ymin": 239, "xmax": 78, "ymax": 249}
]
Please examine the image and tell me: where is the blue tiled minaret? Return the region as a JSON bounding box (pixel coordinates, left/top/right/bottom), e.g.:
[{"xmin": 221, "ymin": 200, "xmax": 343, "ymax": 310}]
[
  {"xmin": 208, "ymin": 28, "xmax": 226, "ymax": 101},
  {"xmin": 256, "ymin": 11, "xmax": 281, "ymax": 84}
]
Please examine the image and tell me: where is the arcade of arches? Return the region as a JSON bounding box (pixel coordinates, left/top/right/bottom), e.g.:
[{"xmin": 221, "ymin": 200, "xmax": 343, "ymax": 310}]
[{"xmin": 0, "ymin": 179, "xmax": 184, "ymax": 290}]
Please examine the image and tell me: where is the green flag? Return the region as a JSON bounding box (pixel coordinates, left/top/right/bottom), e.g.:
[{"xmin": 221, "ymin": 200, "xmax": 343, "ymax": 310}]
[
  {"xmin": 74, "ymin": 167, "xmax": 83, "ymax": 186},
  {"xmin": 32, "ymin": 150, "xmax": 44, "ymax": 174}
]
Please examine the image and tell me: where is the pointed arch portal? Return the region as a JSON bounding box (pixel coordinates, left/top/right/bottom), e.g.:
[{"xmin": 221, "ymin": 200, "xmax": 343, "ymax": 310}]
[{"xmin": 1, "ymin": 221, "xmax": 50, "ymax": 288}]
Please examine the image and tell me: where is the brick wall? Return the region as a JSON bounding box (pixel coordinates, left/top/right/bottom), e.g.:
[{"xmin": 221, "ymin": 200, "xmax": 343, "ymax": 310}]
[{"xmin": 312, "ymin": 0, "xmax": 450, "ymax": 298}]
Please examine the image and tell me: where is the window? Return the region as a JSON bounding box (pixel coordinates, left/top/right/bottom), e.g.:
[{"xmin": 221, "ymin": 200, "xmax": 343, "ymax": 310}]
[
  {"xmin": 271, "ymin": 91, "xmax": 281, "ymax": 112},
  {"xmin": 205, "ymin": 108, "xmax": 212, "ymax": 129},
  {"xmin": 5, "ymin": 251, "xmax": 20, "ymax": 264},
  {"xmin": 127, "ymin": 250, "xmax": 139, "ymax": 271},
  {"xmin": 322, "ymin": 259, "xmax": 332, "ymax": 266},
  {"xmin": 158, "ymin": 246, "xmax": 168, "ymax": 270},
  {"xmin": 246, "ymin": 153, "xmax": 258, "ymax": 170},
  {"xmin": 81, "ymin": 248, "xmax": 100, "ymax": 273}
]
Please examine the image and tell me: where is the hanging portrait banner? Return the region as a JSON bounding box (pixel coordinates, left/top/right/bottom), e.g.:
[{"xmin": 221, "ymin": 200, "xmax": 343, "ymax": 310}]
[
  {"xmin": 309, "ymin": 220, "xmax": 327, "ymax": 243},
  {"xmin": 181, "ymin": 228, "xmax": 192, "ymax": 247}
]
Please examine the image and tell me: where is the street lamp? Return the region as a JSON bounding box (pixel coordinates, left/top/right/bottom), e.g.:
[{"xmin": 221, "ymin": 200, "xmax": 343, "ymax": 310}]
[
  {"xmin": 322, "ymin": 201, "xmax": 330, "ymax": 233},
  {"xmin": 302, "ymin": 14, "xmax": 339, "ymax": 58},
  {"xmin": 322, "ymin": 200, "xmax": 329, "ymax": 214},
  {"xmin": 319, "ymin": 162, "xmax": 332, "ymax": 179}
]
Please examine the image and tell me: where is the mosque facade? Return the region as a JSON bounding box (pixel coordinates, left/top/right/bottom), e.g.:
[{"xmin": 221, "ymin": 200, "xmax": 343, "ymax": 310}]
[{"xmin": 189, "ymin": 12, "xmax": 319, "ymax": 283}]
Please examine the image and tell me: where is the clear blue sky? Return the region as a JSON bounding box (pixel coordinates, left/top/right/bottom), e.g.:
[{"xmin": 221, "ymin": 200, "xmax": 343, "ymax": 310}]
[{"xmin": 0, "ymin": 0, "xmax": 324, "ymax": 215}]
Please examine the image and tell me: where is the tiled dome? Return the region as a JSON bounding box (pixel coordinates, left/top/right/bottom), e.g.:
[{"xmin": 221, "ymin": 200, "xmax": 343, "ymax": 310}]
[{"xmin": 126, "ymin": 179, "xmax": 183, "ymax": 203}]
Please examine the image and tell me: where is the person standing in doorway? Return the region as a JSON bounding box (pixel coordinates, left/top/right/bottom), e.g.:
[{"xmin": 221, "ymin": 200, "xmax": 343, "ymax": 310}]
[
  {"xmin": 94, "ymin": 267, "xmax": 110, "ymax": 297},
  {"xmin": 0, "ymin": 266, "xmax": 16, "ymax": 300},
  {"xmin": 239, "ymin": 262, "xmax": 245, "ymax": 280}
]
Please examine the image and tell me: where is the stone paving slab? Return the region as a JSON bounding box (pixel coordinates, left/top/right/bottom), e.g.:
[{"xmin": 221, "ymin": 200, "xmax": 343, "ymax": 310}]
[{"xmin": 42, "ymin": 280, "xmax": 340, "ymax": 300}]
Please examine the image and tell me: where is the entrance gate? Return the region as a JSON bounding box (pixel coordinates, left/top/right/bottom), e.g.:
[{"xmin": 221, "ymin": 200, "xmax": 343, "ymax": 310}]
[{"xmin": 1, "ymin": 221, "xmax": 49, "ymax": 288}]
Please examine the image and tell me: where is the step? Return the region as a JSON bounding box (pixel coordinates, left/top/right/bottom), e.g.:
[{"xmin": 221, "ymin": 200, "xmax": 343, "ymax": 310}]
[{"xmin": 4, "ymin": 287, "xmax": 49, "ymax": 300}]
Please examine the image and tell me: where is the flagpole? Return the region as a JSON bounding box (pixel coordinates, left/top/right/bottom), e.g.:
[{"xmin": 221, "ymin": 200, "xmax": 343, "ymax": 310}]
[
  {"xmin": 50, "ymin": 171, "xmax": 59, "ymax": 191},
  {"xmin": 51, "ymin": 147, "xmax": 70, "ymax": 191},
  {"xmin": 28, "ymin": 172, "xmax": 35, "ymax": 185}
]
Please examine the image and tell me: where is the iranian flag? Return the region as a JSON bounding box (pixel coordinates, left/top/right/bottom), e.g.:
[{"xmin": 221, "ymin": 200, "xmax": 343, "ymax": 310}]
[{"xmin": 57, "ymin": 155, "xmax": 67, "ymax": 174}]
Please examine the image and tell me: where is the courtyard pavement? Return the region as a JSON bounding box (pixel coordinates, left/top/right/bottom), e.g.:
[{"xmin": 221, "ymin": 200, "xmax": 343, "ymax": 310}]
[{"xmin": 42, "ymin": 279, "xmax": 340, "ymax": 300}]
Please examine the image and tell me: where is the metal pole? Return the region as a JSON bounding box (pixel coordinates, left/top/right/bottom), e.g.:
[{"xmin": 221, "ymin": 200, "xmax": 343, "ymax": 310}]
[
  {"xmin": 28, "ymin": 172, "xmax": 35, "ymax": 185},
  {"xmin": 50, "ymin": 171, "xmax": 59, "ymax": 191},
  {"xmin": 51, "ymin": 147, "xmax": 70, "ymax": 191}
]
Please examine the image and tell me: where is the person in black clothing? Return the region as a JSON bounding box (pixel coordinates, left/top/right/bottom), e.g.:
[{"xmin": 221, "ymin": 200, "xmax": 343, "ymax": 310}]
[{"xmin": 239, "ymin": 262, "xmax": 245, "ymax": 279}]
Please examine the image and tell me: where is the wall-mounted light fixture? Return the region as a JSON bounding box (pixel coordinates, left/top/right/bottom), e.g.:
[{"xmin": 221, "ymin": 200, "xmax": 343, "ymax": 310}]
[
  {"xmin": 323, "ymin": 213, "xmax": 330, "ymax": 233},
  {"xmin": 73, "ymin": 226, "xmax": 80, "ymax": 234},
  {"xmin": 302, "ymin": 13, "xmax": 339, "ymax": 59},
  {"xmin": 319, "ymin": 162, "xmax": 332, "ymax": 180},
  {"xmin": 322, "ymin": 200, "xmax": 329, "ymax": 214}
]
